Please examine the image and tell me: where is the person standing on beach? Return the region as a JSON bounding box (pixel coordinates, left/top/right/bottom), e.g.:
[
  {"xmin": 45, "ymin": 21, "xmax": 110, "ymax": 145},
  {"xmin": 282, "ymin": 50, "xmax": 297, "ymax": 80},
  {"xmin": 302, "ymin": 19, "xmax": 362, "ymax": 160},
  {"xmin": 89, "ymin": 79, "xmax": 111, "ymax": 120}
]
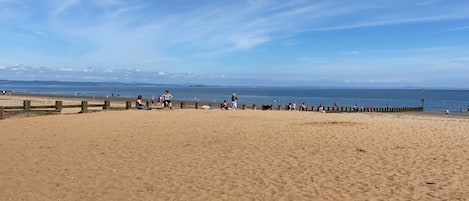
[
  {"xmin": 162, "ymin": 90, "xmax": 173, "ymax": 109},
  {"xmin": 231, "ymin": 93, "xmax": 238, "ymax": 109}
]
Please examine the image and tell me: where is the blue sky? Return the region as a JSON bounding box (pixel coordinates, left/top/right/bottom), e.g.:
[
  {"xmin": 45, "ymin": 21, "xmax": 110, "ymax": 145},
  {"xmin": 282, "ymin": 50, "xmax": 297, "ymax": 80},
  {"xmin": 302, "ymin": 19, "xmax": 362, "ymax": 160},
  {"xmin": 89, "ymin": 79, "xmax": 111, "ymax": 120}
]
[{"xmin": 1, "ymin": 0, "xmax": 468, "ymax": 88}]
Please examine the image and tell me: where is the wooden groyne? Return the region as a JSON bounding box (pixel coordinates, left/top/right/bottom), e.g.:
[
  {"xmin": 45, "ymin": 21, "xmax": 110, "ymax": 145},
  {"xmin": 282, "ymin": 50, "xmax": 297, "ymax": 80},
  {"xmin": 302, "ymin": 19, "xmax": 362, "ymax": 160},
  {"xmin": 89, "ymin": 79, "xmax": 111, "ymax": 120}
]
[
  {"xmin": 0, "ymin": 100, "xmax": 423, "ymax": 119},
  {"xmin": 0, "ymin": 100, "xmax": 132, "ymax": 119}
]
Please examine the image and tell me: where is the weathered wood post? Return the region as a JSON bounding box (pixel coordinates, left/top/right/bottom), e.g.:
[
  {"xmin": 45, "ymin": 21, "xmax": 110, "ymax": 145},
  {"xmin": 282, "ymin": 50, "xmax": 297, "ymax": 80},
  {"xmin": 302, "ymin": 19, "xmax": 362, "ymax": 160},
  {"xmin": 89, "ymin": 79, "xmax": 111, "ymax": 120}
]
[
  {"xmin": 220, "ymin": 103, "xmax": 223, "ymax": 109},
  {"xmin": 0, "ymin": 106, "xmax": 4, "ymax": 119},
  {"xmin": 242, "ymin": 104, "xmax": 246, "ymax": 110},
  {"xmin": 103, "ymin": 100, "xmax": 110, "ymax": 110},
  {"xmin": 55, "ymin": 101, "xmax": 63, "ymax": 112},
  {"xmin": 81, "ymin": 101, "xmax": 88, "ymax": 113},
  {"xmin": 23, "ymin": 100, "xmax": 31, "ymax": 111},
  {"xmin": 277, "ymin": 105, "xmax": 281, "ymax": 110},
  {"xmin": 180, "ymin": 102, "xmax": 185, "ymax": 109},
  {"xmin": 195, "ymin": 102, "xmax": 198, "ymax": 109},
  {"xmin": 126, "ymin": 101, "xmax": 132, "ymax": 110},
  {"xmin": 252, "ymin": 104, "xmax": 256, "ymax": 110}
]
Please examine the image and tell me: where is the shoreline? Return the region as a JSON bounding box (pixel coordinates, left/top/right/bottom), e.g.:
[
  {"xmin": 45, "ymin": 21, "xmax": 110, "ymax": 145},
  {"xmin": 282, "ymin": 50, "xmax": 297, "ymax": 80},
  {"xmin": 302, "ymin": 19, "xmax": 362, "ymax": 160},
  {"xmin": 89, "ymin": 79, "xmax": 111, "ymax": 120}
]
[
  {"xmin": 2, "ymin": 83, "xmax": 468, "ymax": 113},
  {"xmin": 1, "ymin": 92, "xmax": 468, "ymax": 119}
]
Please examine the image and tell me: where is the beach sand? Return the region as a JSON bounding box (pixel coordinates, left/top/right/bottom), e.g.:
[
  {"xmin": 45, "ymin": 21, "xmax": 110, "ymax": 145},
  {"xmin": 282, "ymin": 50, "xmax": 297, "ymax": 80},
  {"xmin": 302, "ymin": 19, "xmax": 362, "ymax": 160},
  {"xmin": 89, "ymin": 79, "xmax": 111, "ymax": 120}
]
[{"xmin": 1, "ymin": 95, "xmax": 469, "ymax": 200}]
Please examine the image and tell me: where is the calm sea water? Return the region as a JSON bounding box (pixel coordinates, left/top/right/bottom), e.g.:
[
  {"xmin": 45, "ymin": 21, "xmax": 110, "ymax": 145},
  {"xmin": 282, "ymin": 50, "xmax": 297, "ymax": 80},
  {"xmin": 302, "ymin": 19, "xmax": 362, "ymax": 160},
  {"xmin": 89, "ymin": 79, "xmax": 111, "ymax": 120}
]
[{"xmin": 1, "ymin": 80, "xmax": 468, "ymax": 113}]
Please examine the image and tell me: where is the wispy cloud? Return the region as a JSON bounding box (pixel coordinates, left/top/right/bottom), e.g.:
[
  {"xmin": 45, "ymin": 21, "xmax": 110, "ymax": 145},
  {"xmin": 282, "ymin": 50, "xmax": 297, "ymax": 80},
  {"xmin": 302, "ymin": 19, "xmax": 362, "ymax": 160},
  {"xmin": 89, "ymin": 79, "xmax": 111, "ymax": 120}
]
[
  {"xmin": 50, "ymin": 0, "xmax": 82, "ymax": 17},
  {"xmin": 339, "ymin": 51, "xmax": 360, "ymax": 55},
  {"xmin": 1, "ymin": 0, "xmax": 469, "ymax": 87},
  {"xmin": 449, "ymin": 25, "xmax": 469, "ymax": 31}
]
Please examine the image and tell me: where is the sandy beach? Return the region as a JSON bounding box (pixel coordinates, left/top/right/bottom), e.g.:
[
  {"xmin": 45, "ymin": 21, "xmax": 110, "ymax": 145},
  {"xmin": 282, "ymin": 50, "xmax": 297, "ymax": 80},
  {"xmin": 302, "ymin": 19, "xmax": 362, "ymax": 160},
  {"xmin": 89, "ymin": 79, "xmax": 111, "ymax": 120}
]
[{"xmin": 1, "ymin": 95, "xmax": 469, "ymax": 200}]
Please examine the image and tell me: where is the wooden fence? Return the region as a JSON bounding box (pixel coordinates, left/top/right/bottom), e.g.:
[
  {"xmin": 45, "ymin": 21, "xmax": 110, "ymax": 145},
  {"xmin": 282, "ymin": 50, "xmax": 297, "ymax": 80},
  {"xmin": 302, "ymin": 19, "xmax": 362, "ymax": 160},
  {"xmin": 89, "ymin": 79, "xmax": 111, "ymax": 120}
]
[{"xmin": 0, "ymin": 100, "xmax": 423, "ymax": 119}]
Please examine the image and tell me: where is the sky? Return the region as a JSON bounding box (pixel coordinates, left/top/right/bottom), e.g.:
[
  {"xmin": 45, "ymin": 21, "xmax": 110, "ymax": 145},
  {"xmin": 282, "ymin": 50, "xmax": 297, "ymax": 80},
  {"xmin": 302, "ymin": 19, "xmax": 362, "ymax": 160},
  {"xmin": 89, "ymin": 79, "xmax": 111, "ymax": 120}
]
[{"xmin": 1, "ymin": 0, "xmax": 469, "ymax": 88}]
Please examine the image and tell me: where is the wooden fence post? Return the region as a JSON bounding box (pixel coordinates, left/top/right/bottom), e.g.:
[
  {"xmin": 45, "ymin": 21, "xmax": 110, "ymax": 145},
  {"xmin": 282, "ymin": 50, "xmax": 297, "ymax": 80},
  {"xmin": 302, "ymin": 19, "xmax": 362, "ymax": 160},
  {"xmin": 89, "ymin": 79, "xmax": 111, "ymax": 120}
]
[
  {"xmin": 252, "ymin": 104, "xmax": 256, "ymax": 110},
  {"xmin": 23, "ymin": 100, "xmax": 31, "ymax": 111},
  {"xmin": 81, "ymin": 101, "xmax": 88, "ymax": 113},
  {"xmin": 126, "ymin": 101, "xmax": 132, "ymax": 110},
  {"xmin": 277, "ymin": 105, "xmax": 281, "ymax": 110},
  {"xmin": 0, "ymin": 106, "xmax": 4, "ymax": 119},
  {"xmin": 103, "ymin": 100, "xmax": 110, "ymax": 110},
  {"xmin": 55, "ymin": 101, "xmax": 63, "ymax": 112},
  {"xmin": 195, "ymin": 102, "xmax": 198, "ymax": 109},
  {"xmin": 180, "ymin": 102, "xmax": 185, "ymax": 109},
  {"xmin": 242, "ymin": 104, "xmax": 246, "ymax": 110}
]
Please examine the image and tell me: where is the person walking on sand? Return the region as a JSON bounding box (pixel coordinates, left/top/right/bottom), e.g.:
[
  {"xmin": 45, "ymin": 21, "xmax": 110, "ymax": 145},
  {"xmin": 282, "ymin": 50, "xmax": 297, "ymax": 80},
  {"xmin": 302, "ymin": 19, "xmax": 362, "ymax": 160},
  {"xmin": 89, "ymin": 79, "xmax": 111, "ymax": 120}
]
[{"xmin": 231, "ymin": 93, "xmax": 238, "ymax": 109}]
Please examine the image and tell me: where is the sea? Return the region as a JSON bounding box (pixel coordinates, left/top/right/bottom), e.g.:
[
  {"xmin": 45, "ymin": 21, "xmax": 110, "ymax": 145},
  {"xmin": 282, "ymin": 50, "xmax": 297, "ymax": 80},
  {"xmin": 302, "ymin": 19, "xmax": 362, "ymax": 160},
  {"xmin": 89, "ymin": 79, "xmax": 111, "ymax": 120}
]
[{"xmin": 1, "ymin": 80, "xmax": 468, "ymax": 113}]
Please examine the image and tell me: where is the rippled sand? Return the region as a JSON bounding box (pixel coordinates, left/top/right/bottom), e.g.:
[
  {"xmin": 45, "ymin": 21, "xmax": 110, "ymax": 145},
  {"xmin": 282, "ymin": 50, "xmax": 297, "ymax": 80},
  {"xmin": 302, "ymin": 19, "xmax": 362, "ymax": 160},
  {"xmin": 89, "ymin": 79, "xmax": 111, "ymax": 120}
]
[{"xmin": 1, "ymin": 96, "xmax": 469, "ymax": 200}]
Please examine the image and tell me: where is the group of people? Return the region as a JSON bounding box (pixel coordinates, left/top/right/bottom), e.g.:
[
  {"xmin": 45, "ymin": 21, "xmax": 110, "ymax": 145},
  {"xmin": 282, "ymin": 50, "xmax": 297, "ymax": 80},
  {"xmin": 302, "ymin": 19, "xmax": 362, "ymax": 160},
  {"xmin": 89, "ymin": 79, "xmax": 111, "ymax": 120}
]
[
  {"xmin": 287, "ymin": 102, "xmax": 311, "ymax": 111},
  {"xmin": 136, "ymin": 90, "xmax": 173, "ymax": 110},
  {"xmin": 137, "ymin": 91, "xmax": 238, "ymax": 111},
  {"xmin": 285, "ymin": 102, "xmax": 327, "ymax": 112},
  {"xmin": 222, "ymin": 93, "xmax": 238, "ymax": 110}
]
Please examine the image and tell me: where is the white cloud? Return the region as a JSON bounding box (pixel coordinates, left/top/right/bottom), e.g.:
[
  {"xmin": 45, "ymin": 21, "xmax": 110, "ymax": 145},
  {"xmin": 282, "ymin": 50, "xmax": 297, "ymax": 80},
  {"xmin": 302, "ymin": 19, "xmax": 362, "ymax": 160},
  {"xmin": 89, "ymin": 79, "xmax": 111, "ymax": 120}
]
[
  {"xmin": 298, "ymin": 57, "xmax": 326, "ymax": 64},
  {"xmin": 59, "ymin": 67, "xmax": 73, "ymax": 71},
  {"xmin": 33, "ymin": 31, "xmax": 48, "ymax": 38},
  {"xmin": 50, "ymin": 0, "xmax": 82, "ymax": 17},
  {"xmin": 340, "ymin": 51, "xmax": 360, "ymax": 55},
  {"xmin": 232, "ymin": 34, "xmax": 270, "ymax": 49},
  {"xmin": 449, "ymin": 25, "xmax": 469, "ymax": 31},
  {"xmin": 1, "ymin": 0, "xmax": 469, "ymax": 87},
  {"xmin": 112, "ymin": 5, "xmax": 144, "ymax": 16}
]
